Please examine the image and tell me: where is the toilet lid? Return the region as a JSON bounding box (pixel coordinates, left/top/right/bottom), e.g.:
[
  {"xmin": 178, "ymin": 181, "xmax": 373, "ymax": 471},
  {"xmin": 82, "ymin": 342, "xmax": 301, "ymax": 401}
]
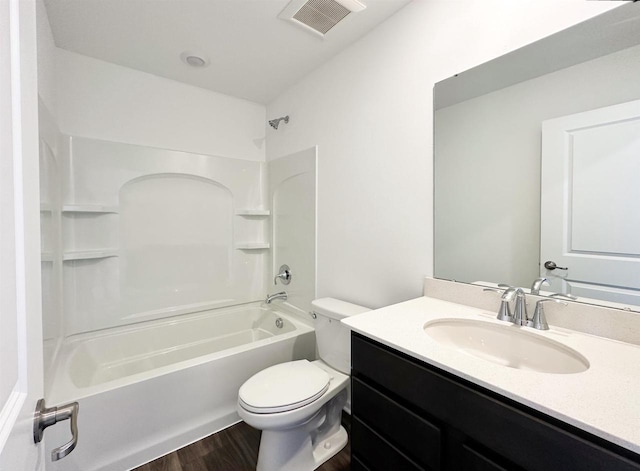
[{"xmin": 239, "ymin": 360, "xmax": 330, "ymax": 414}]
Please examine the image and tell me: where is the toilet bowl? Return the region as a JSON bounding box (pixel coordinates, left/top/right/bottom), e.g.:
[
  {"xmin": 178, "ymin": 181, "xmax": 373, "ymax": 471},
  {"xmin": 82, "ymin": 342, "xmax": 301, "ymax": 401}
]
[{"xmin": 237, "ymin": 298, "xmax": 370, "ymax": 471}]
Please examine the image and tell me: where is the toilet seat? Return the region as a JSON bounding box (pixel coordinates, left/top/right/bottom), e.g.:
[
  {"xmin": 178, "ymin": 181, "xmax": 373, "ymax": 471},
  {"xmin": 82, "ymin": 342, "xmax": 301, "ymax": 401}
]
[{"xmin": 239, "ymin": 360, "xmax": 330, "ymax": 414}]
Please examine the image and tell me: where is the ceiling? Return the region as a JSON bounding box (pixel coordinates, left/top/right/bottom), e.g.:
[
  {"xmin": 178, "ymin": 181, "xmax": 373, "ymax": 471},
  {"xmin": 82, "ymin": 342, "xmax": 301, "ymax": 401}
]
[{"xmin": 44, "ymin": 0, "xmax": 411, "ymax": 104}]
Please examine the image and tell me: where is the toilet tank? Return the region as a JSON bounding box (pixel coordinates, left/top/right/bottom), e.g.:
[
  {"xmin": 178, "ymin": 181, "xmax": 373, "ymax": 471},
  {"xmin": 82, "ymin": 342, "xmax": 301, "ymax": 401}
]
[{"xmin": 311, "ymin": 298, "xmax": 370, "ymax": 374}]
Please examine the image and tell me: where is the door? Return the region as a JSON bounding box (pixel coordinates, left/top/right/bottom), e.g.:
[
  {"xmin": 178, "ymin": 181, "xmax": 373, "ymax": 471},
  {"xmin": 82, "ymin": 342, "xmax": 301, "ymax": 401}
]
[
  {"xmin": 541, "ymin": 99, "xmax": 640, "ymax": 306},
  {"xmin": 0, "ymin": 0, "xmax": 45, "ymax": 469}
]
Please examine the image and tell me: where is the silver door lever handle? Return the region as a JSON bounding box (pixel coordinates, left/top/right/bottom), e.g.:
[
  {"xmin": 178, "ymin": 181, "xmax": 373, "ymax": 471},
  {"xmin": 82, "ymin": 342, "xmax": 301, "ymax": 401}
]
[
  {"xmin": 544, "ymin": 261, "xmax": 568, "ymax": 271},
  {"xmin": 34, "ymin": 399, "xmax": 79, "ymax": 461}
]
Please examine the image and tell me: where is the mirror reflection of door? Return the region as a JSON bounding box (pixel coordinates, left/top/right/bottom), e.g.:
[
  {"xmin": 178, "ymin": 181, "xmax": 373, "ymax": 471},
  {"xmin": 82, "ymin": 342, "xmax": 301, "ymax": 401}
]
[{"xmin": 540, "ymin": 99, "xmax": 640, "ymax": 306}]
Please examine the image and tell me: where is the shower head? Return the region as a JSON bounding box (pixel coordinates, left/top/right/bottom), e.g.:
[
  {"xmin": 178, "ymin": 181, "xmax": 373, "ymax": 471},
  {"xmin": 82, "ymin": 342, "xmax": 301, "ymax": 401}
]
[{"xmin": 268, "ymin": 116, "xmax": 289, "ymax": 130}]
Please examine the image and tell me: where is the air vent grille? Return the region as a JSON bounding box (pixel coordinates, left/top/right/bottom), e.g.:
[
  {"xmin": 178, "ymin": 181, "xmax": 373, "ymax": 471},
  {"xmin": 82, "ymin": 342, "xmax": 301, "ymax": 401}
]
[{"xmin": 292, "ymin": 0, "xmax": 351, "ymax": 35}]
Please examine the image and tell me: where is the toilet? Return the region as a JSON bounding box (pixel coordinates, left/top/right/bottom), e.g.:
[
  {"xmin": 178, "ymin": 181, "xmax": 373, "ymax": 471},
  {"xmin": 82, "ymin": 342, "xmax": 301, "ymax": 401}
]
[{"xmin": 237, "ymin": 298, "xmax": 370, "ymax": 471}]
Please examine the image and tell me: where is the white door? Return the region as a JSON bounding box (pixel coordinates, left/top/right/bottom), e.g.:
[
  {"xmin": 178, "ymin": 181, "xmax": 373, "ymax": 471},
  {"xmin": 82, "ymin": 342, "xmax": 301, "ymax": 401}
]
[
  {"xmin": 0, "ymin": 0, "xmax": 45, "ymax": 469},
  {"xmin": 541, "ymin": 99, "xmax": 640, "ymax": 306}
]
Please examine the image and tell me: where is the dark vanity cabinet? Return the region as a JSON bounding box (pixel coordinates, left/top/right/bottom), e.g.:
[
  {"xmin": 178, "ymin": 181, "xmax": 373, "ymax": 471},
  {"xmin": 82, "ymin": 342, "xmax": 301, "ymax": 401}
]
[{"xmin": 350, "ymin": 332, "xmax": 640, "ymax": 471}]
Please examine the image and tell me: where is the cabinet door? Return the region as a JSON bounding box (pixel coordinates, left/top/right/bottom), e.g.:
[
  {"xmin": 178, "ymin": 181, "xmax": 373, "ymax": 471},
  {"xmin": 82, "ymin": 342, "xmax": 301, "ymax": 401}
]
[
  {"xmin": 461, "ymin": 442, "xmax": 524, "ymax": 471},
  {"xmin": 351, "ymin": 455, "xmax": 371, "ymax": 471},
  {"xmin": 351, "ymin": 418, "xmax": 423, "ymax": 471},
  {"xmin": 352, "ymin": 378, "xmax": 442, "ymax": 469}
]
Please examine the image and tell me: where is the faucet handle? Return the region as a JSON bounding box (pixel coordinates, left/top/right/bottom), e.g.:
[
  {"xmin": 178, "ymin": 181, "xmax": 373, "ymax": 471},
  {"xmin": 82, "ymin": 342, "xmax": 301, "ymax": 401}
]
[
  {"xmin": 483, "ymin": 288, "xmax": 514, "ymax": 322},
  {"xmin": 274, "ymin": 264, "xmax": 292, "ymax": 285},
  {"xmin": 483, "ymin": 287, "xmax": 516, "ymax": 300},
  {"xmin": 482, "ymin": 287, "xmax": 502, "ymax": 295},
  {"xmin": 527, "ymin": 299, "xmax": 568, "ymax": 330},
  {"xmin": 549, "ymin": 292, "xmax": 578, "ymax": 301}
]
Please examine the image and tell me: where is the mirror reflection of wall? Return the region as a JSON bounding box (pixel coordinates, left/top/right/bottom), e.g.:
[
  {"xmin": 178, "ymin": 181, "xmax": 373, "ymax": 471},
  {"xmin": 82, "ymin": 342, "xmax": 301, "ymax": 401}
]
[{"xmin": 434, "ymin": 4, "xmax": 640, "ymax": 309}]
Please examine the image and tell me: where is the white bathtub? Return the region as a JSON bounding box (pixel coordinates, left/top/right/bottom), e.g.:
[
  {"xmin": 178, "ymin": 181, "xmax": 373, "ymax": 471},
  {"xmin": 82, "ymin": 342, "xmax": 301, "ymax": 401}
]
[{"xmin": 44, "ymin": 303, "xmax": 316, "ymax": 471}]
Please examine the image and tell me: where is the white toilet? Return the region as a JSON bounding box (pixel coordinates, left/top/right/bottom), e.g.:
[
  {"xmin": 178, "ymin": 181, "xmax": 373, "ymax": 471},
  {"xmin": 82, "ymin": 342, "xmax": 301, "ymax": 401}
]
[{"xmin": 237, "ymin": 298, "xmax": 370, "ymax": 471}]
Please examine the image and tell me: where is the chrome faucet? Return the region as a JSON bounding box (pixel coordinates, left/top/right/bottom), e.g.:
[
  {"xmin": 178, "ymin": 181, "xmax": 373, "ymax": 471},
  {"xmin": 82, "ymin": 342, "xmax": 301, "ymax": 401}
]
[
  {"xmin": 512, "ymin": 288, "xmax": 528, "ymax": 326},
  {"xmin": 485, "ymin": 284, "xmax": 568, "ymax": 330},
  {"xmin": 265, "ymin": 291, "xmax": 287, "ymax": 304},
  {"xmin": 530, "ymin": 277, "xmax": 549, "ymax": 295}
]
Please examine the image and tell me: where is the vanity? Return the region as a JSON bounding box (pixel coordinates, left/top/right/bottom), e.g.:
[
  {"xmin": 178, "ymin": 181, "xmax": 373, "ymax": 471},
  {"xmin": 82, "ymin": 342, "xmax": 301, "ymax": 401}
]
[
  {"xmin": 344, "ymin": 294, "xmax": 640, "ymax": 471},
  {"xmin": 343, "ymin": 5, "xmax": 640, "ymax": 468},
  {"xmin": 343, "ymin": 5, "xmax": 640, "ymax": 469}
]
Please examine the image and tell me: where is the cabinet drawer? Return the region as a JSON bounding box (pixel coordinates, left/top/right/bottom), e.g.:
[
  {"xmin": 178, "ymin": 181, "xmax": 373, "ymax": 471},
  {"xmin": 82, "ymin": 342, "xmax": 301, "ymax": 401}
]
[
  {"xmin": 352, "ymin": 417, "xmax": 423, "ymax": 471},
  {"xmin": 352, "ymin": 333, "xmax": 442, "ymax": 414},
  {"xmin": 353, "ymin": 377, "xmax": 441, "ymax": 470},
  {"xmin": 352, "ymin": 333, "xmax": 640, "ymax": 471}
]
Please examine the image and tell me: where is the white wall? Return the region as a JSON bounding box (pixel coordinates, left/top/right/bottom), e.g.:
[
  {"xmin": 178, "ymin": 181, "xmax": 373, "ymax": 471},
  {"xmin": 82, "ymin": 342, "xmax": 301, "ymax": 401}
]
[
  {"xmin": 36, "ymin": 0, "xmax": 56, "ymax": 115},
  {"xmin": 55, "ymin": 48, "xmax": 267, "ymax": 161},
  {"xmin": 266, "ymin": 0, "xmax": 622, "ymax": 309}
]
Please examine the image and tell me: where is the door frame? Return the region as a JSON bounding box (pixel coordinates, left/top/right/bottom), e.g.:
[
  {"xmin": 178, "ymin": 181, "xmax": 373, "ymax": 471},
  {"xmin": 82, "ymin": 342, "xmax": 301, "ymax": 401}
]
[{"xmin": 0, "ymin": 0, "xmax": 45, "ymax": 468}]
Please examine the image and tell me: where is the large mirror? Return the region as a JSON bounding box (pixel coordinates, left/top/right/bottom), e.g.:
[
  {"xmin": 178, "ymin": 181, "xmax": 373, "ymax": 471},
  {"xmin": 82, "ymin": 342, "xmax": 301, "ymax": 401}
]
[{"xmin": 434, "ymin": 3, "xmax": 640, "ymax": 311}]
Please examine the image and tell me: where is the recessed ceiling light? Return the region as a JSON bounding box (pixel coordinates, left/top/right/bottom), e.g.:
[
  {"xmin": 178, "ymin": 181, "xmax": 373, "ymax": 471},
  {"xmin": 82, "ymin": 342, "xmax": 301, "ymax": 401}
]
[{"xmin": 180, "ymin": 51, "xmax": 210, "ymax": 68}]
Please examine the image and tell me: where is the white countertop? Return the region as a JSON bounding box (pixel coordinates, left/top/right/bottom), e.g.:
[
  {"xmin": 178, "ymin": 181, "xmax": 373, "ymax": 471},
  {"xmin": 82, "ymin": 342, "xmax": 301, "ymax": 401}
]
[{"xmin": 342, "ymin": 296, "xmax": 640, "ymax": 454}]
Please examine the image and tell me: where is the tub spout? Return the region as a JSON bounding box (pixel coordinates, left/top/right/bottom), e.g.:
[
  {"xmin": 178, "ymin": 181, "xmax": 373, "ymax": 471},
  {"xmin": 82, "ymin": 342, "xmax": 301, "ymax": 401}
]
[{"xmin": 265, "ymin": 291, "xmax": 287, "ymax": 304}]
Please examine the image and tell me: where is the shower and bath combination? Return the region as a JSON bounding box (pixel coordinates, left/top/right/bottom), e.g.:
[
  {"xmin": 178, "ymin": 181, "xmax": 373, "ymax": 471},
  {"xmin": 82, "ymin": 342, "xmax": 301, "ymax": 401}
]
[{"xmin": 269, "ymin": 115, "xmax": 289, "ymax": 129}]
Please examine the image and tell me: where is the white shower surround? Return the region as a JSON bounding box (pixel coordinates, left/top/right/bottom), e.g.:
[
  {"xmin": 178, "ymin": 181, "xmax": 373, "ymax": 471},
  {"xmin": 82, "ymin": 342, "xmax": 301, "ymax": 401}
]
[
  {"xmin": 269, "ymin": 147, "xmax": 317, "ymax": 315},
  {"xmin": 44, "ymin": 303, "xmax": 315, "ymax": 471},
  {"xmin": 61, "ymin": 136, "xmax": 270, "ymax": 335}
]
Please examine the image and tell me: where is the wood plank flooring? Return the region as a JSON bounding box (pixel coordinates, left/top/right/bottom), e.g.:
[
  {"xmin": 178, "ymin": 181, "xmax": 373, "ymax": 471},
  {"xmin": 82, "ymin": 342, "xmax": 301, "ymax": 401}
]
[{"xmin": 133, "ymin": 415, "xmax": 351, "ymax": 471}]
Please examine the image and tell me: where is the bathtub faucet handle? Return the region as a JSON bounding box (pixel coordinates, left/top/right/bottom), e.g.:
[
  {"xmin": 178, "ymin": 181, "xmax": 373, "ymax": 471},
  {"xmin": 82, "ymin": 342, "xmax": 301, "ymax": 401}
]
[{"xmin": 274, "ymin": 264, "xmax": 292, "ymax": 285}]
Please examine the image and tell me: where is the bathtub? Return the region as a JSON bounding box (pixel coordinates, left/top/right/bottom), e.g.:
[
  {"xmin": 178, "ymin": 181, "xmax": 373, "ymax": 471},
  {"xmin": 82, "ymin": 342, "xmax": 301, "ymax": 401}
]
[{"xmin": 44, "ymin": 303, "xmax": 316, "ymax": 471}]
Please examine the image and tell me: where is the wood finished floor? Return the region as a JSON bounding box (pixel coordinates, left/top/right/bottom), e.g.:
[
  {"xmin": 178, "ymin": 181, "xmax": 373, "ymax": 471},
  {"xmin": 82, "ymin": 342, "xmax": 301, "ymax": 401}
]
[{"xmin": 133, "ymin": 416, "xmax": 351, "ymax": 471}]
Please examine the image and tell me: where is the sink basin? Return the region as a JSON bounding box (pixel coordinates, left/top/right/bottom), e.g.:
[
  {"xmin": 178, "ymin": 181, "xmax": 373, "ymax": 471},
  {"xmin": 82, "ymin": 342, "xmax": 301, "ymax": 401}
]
[{"xmin": 424, "ymin": 319, "xmax": 589, "ymax": 374}]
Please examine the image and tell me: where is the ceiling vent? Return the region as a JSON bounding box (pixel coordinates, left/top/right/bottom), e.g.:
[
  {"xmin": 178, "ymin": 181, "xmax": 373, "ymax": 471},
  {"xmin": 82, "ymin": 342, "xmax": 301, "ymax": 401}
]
[{"xmin": 279, "ymin": 0, "xmax": 366, "ymax": 38}]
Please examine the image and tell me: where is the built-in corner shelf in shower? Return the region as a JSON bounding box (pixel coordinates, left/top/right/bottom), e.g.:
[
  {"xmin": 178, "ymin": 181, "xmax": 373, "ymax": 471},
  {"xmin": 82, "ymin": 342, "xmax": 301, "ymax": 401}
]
[
  {"xmin": 63, "ymin": 249, "xmax": 118, "ymax": 261},
  {"xmin": 235, "ymin": 209, "xmax": 271, "ymax": 216},
  {"xmin": 40, "ymin": 203, "xmax": 54, "ymax": 213},
  {"xmin": 235, "ymin": 242, "xmax": 270, "ymax": 250},
  {"xmin": 62, "ymin": 204, "xmax": 119, "ymax": 213}
]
